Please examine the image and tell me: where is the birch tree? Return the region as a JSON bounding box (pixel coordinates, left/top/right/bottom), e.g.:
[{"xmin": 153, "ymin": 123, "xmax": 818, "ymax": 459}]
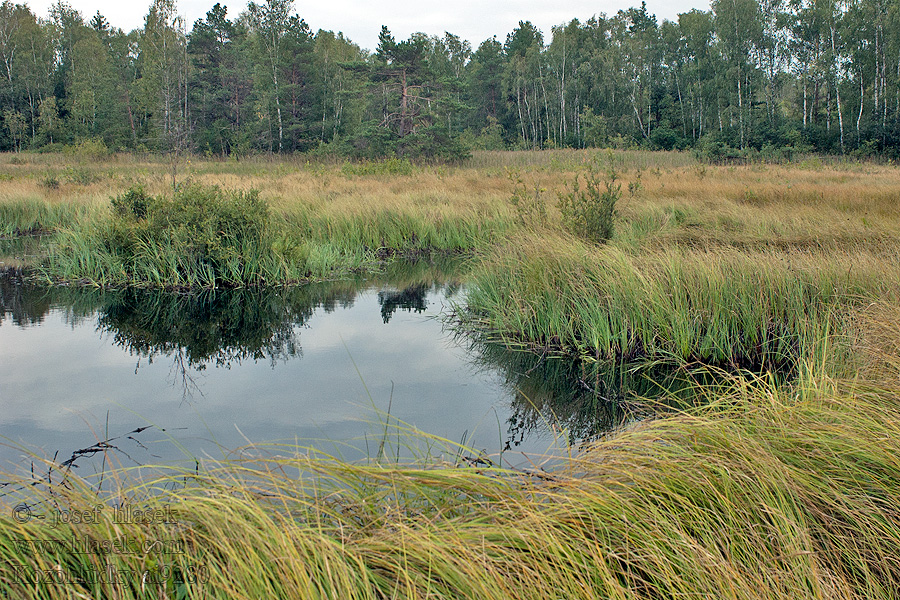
[{"xmin": 247, "ymin": 0, "xmax": 292, "ymax": 151}]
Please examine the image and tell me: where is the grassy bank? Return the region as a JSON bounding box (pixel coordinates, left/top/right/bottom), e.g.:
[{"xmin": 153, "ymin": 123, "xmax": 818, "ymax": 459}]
[
  {"xmin": 0, "ymin": 152, "xmax": 520, "ymax": 286},
  {"xmin": 460, "ymin": 232, "xmax": 900, "ymax": 371},
  {"xmin": 37, "ymin": 181, "xmax": 510, "ymax": 288},
  {"xmin": 2, "ymin": 148, "xmax": 899, "ymax": 270},
  {"xmin": 0, "ymin": 199, "xmax": 91, "ymax": 238},
  {"xmin": 2, "ymin": 376, "xmax": 900, "ymax": 599}
]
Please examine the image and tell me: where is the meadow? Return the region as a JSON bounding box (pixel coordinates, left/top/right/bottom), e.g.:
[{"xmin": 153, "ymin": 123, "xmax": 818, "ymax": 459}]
[{"xmin": 2, "ymin": 149, "xmax": 900, "ymax": 598}]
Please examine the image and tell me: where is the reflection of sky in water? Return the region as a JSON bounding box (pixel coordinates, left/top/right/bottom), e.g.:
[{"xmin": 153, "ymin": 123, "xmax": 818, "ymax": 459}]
[{"xmin": 0, "ymin": 286, "xmax": 567, "ymax": 476}]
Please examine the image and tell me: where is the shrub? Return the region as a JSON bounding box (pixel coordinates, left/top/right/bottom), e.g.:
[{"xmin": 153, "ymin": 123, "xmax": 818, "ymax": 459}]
[
  {"xmin": 40, "ymin": 172, "xmax": 60, "ymax": 189},
  {"xmin": 473, "ymin": 116, "xmax": 506, "ymax": 150},
  {"xmin": 48, "ymin": 183, "xmax": 298, "ymax": 288},
  {"xmin": 63, "ymin": 166, "xmax": 100, "ymax": 185},
  {"xmin": 507, "ymin": 169, "xmax": 548, "ymax": 228},
  {"xmin": 557, "ymin": 166, "xmax": 620, "ymax": 243},
  {"xmin": 650, "ymin": 125, "xmax": 681, "ymax": 150},
  {"xmin": 133, "ymin": 184, "xmax": 270, "ymax": 281},
  {"xmin": 64, "ymin": 138, "xmax": 110, "ymax": 161},
  {"xmin": 693, "ymin": 137, "xmax": 745, "ymax": 164},
  {"xmin": 396, "ymin": 125, "xmax": 472, "ymax": 162},
  {"xmin": 110, "ymin": 184, "xmax": 153, "ymax": 220},
  {"xmin": 340, "ymin": 157, "xmax": 415, "ymax": 177}
]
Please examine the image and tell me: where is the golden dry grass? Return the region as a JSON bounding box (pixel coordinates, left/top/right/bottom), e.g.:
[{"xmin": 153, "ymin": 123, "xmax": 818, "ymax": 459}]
[
  {"xmin": 2, "ymin": 150, "xmax": 899, "ymax": 245},
  {"xmin": 845, "ymin": 301, "xmax": 900, "ymax": 386},
  {"xmin": 620, "ymin": 163, "xmax": 900, "ymax": 249}
]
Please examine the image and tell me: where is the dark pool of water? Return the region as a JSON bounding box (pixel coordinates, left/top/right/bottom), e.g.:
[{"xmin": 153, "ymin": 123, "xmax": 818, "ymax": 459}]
[{"xmin": 1, "ymin": 264, "xmax": 642, "ymax": 479}]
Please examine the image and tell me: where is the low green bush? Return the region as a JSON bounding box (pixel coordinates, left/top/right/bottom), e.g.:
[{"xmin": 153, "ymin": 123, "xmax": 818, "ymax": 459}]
[
  {"xmin": 47, "ymin": 183, "xmax": 313, "ymax": 288},
  {"xmin": 557, "ymin": 166, "xmax": 619, "ymax": 243},
  {"xmin": 63, "ymin": 138, "xmax": 110, "ymax": 161},
  {"xmin": 62, "ymin": 166, "xmax": 100, "ymax": 185},
  {"xmin": 39, "ymin": 173, "xmax": 60, "ymax": 190},
  {"xmin": 693, "ymin": 138, "xmax": 745, "ymax": 164},
  {"xmin": 507, "ymin": 169, "xmax": 548, "ymax": 229}
]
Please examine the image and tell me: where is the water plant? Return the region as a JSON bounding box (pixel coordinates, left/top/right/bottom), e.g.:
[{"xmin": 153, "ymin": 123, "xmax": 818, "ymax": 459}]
[{"xmin": 0, "ymin": 199, "xmax": 88, "ymax": 237}]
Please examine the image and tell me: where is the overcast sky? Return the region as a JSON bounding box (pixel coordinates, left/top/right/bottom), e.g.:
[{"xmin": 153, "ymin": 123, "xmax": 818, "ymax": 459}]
[{"xmin": 25, "ymin": 0, "xmax": 708, "ymax": 52}]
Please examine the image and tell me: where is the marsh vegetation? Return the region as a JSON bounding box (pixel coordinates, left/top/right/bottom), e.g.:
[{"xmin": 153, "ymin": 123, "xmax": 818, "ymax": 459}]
[{"xmin": 2, "ymin": 148, "xmax": 900, "ymax": 598}]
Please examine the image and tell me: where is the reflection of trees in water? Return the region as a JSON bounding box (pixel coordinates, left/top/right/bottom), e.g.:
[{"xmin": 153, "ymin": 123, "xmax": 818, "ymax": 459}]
[
  {"xmin": 1, "ymin": 272, "xmax": 361, "ymax": 397},
  {"xmin": 0, "ymin": 268, "xmax": 51, "ymax": 327},
  {"xmin": 377, "ymin": 284, "xmax": 429, "ymax": 323},
  {"xmin": 1, "ymin": 262, "xmax": 465, "ymax": 382},
  {"xmin": 375, "ymin": 258, "xmax": 466, "ymax": 324},
  {"xmin": 470, "ymin": 340, "xmax": 716, "ymax": 449},
  {"xmin": 96, "ymin": 287, "xmax": 334, "ymax": 398},
  {"xmin": 93, "ymin": 283, "xmax": 384, "ymax": 387},
  {"xmin": 475, "ymin": 344, "xmax": 628, "ymax": 448},
  {"xmin": 98, "ymin": 288, "xmax": 312, "ymax": 369},
  {"xmin": 1, "ymin": 255, "xmax": 467, "ymax": 332}
]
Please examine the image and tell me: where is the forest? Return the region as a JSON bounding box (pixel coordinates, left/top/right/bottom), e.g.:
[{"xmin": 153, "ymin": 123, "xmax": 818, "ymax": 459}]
[{"xmin": 1, "ymin": 0, "xmax": 900, "ymax": 159}]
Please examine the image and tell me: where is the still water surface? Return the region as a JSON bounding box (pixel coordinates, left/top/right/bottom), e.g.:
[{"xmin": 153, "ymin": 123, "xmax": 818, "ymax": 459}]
[{"xmin": 0, "ymin": 267, "xmax": 629, "ymax": 477}]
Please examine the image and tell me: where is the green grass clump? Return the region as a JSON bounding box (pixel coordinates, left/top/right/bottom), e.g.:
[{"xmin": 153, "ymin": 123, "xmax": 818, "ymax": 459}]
[
  {"xmin": 2, "ymin": 378, "xmax": 900, "ymax": 599},
  {"xmin": 461, "ymin": 233, "xmax": 900, "ymax": 370},
  {"xmin": 295, "ymin": 209, "xmax": 514, "ymax": 257},
  {"xmin": 36, "ymin": 178, "xmax": 511, "ymax": 288},
  {"xmin": 44, "ymin": 184, "xmax": 317, "ymax": 288},
  {"xmin": 0, "ymin": 199, "xmax": 89, "ymax": 237}
]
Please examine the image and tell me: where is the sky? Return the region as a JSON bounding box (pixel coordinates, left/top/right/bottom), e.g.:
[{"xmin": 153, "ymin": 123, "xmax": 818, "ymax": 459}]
[{"xmin": 24, "ymin": 0, "xmax": 707, "ymax": 52}]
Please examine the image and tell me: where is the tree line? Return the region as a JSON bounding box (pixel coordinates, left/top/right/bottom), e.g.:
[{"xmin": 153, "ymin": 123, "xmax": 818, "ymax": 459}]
[{"xmin": 2, "ymin": 0, "xmax": 899, "ymax": 159}]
